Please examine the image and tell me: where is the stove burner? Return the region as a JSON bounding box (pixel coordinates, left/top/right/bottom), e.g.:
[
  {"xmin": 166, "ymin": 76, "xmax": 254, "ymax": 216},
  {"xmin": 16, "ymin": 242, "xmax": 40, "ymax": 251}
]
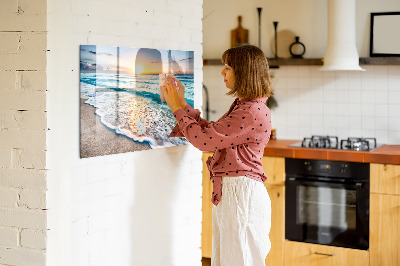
[
  {"xmin": 301, "ymin": 135, "xmax": 339, "ymax": 149},
  {"xmin": 340, "ymin": 137, "xmax": 377, "ymax": 151},
  {"xmin": 295, "ymin": 136, "xmax": 378, "ymax": 151}
]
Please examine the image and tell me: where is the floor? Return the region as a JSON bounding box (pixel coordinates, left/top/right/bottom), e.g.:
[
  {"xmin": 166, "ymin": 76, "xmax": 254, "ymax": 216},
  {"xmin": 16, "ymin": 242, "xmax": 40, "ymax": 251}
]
[{"xmin": 202, "ymin": 257, "xmax": 211, "ymax": 266}]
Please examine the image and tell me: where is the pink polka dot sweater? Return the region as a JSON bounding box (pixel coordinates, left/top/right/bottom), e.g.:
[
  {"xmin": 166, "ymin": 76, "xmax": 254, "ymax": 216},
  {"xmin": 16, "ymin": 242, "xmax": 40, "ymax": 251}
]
[{"xmin": 169, "ymin": 97, "xmax": 271, "ymax": 206}]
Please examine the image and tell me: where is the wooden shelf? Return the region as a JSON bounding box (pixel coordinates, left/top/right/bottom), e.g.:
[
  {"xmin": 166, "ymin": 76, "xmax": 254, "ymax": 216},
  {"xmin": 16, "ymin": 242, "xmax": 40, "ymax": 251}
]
[
  {"xmin": 202, "ymin": 59, "xmax": 223, "ymax": 66},
  {"xmin": 203, "ymin": 58, "xmax": 323, "ymax": 67},
  {"xmin": 203, "ymin": 57, "xmax": 400, "ymax": 67},
  {"xmin": 359, "ymin": 57, "xmax": 400, "ymax": 65},
  {"xmin": 268, "ymin": 58, "xmax": 322, "ymax": 67}
]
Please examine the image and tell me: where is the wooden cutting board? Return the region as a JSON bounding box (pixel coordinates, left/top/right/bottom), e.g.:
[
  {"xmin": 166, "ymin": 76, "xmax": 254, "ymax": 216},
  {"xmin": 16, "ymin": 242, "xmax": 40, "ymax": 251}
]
[{"xmin": 231, "ymin": 16, "xmax": 249, "ymax": 48}]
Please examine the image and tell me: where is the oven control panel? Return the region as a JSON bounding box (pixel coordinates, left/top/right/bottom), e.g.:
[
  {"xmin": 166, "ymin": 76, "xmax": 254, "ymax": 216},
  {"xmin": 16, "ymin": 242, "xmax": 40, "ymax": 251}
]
[
  {"xmin": 286, "ymin": 158, "xmax": 369, "ymax": 180},
  {"xmin": 318, "ymin": 162, "xmax": 331, "ymax": 173}
]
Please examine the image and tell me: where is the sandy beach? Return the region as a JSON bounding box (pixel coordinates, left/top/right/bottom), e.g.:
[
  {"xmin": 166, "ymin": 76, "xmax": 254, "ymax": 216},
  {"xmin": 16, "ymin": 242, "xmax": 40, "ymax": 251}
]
[{"xmin": 80, "ymin": 99, "xmax": 151, "ymax": 158}]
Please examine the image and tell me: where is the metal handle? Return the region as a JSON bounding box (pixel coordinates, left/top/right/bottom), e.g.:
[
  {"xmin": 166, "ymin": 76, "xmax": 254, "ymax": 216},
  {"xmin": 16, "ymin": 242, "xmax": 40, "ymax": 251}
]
[{"xmin": 314, "ymin": 252, "xmax": 335, "ymax": 257}]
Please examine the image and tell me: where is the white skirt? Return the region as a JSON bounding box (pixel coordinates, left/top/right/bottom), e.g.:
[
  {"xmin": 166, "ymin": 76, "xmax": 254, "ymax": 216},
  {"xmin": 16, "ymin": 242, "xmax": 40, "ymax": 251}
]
[{"xmin": 212, "ymin": 176, "xmax": 271, "ymax": 266}]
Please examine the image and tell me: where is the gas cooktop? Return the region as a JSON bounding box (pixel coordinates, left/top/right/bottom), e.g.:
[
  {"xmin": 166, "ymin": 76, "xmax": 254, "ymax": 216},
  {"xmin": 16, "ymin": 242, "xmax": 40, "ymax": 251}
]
[{"xmin": 289, "ymin": 135, "xmax": 383, "ymax": 151}]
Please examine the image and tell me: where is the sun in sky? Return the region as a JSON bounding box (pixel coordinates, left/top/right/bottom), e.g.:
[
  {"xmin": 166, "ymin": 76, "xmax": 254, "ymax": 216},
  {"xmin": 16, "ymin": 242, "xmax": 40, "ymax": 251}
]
[
  {"xmin": 136, "ymin": 64, "xmax": 144, "ymax": 75},
  {"xmin": 135, "ymin": 48, "xmax": 162, "ymax": 75}
]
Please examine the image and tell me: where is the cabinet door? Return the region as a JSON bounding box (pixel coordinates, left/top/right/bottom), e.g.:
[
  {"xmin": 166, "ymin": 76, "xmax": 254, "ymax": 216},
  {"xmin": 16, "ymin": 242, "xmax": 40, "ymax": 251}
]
[
  {"xmin": 261, "ymin": 156, "xmax": 285, "ymax": 185},
  {"xmin": 284, "ymin": 241, "xmax": 369, "ymax": 266},
  {"xmin": 202, "ymin": 152, "xmax": 213, "ymax": 258},
  {"xmin": 264, "ymin": 185, "xmax": 284, "ymax": 266},
  {"xmin": 370, "ymin": 193, "xmax": 400, "ymax": 266},
  {"xmin": 370, "ymin": 163, "xmax": 400, "ymax": 195}
]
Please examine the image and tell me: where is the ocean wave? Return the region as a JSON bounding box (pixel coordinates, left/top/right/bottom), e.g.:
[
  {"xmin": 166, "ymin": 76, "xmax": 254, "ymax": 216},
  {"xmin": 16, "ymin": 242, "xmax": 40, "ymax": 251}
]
[
  {"xmin": 80, "ymin": 72, "xmax": 194, "ymax": 105},
  {"xmin": 81, "ymin": 81, "xmax": 189, "ymax": 149}
]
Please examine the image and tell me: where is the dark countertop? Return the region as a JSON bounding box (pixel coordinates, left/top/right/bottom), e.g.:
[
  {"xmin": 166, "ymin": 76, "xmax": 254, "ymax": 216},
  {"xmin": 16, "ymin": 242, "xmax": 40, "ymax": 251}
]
[{"xmin": 263, "ymin": 139, "xmax": 400, "ymax": 165}]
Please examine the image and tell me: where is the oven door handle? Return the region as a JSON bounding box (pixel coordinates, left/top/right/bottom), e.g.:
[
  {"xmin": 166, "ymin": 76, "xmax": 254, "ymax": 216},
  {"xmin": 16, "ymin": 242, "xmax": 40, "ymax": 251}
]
[{"xmin": 286, "ymin": 177, "xmax": 364, "ymax": 189}]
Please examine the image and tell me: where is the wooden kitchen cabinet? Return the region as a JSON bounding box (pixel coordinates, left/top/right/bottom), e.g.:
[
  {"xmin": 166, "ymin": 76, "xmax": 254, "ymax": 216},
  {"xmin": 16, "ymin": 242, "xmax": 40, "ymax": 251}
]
[
  {"xmin": 370, "ymin": 193, "xmax": 400, "ymax": 266},
  {"xmin": 202, "ymin": 152, "xmax": 213, "ymax": 258},
  {"xmin": 201, "ymin": 153, "xmax": 286, "ymax": 266},
  {"xmin": 264, "ymin": 184, "xmax": 285, "ymax": 266},
  {"xmin": 370, "ymin": 163, "xmax": 400, "ymax": 195},
  {"xmin": 284, "ymin": 241, "xmax": 369, "ymax": 266},
  {"xmin": 261, "ymin": 156, "xmax": 285, "ymax": 186},
  {"xmin": 262, "ymin": 156, "xmax": 285, "ymax": 266},
  {"xmin": 370, "ymin": 163, "xmax": 400, "ymax": 266}
]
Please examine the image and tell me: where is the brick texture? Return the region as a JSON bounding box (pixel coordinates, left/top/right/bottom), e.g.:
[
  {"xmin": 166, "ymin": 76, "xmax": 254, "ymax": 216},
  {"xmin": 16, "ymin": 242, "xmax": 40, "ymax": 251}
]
[
  {"xmin": 0, "ymin": 227, "xmax": 19, "ymax": 247},
  {"xmin": 19, "ymin": 189, "xmax": 47, "ymax": 209},
  {"xmin": 0, "ymin": 208, "xmax": 47, "ymax": 230},
  {"xmin": 21, "ymin": 229, "xmax": 46, "ymax": 249},
  {"xmin": 0, "ymin": 0, "xmax": 47, "ymax": 264},
  {"xmin": 0, "ymin": 247, "xmax": 46, "ymax": 266},
  {"xmin": 0, "ymin": 187, "xmax": 19, "ymax": 208}
]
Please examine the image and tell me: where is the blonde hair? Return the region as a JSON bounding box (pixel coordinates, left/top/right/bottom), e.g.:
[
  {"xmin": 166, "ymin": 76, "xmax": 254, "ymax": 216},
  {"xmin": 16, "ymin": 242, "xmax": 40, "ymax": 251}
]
[{"xmin": 221, "ymin": 44, "xmax": 273, "ymax": 99}]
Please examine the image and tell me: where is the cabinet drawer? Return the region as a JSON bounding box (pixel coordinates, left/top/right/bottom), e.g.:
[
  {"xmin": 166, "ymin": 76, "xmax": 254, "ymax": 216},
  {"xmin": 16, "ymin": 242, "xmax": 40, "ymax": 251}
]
[{"xmin": 284, "ymin": 241, "xmax": 369, "ymax": 266}]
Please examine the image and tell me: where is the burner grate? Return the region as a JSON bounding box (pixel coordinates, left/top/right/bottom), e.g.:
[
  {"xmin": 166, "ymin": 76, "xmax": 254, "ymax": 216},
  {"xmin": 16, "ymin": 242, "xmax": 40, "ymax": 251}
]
[
  {"xmin": 301, "ymin": 135, "xmax": 339, "ymax": 149},
  {"xmin": 340, "ymin": 137, "xmax": 377, "ymax": 151},
  {"xmin": 296, "ymin": 136, "xmax": 378, "ymax": 151}
]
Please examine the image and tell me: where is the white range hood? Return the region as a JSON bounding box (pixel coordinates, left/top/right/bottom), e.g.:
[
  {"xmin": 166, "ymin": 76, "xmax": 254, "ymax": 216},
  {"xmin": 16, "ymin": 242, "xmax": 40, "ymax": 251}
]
[{"xmin": 320, "ymin": 0, "xmax": 365, "ymax": 71}]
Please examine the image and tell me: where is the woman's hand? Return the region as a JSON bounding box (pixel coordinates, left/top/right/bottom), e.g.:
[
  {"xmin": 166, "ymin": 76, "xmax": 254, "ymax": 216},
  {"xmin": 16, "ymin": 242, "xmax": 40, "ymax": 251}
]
[
  {"xmin": 161, "ymin": 76, "xmax": 186, "ymax": 113},
  {"xmin": 173, "ymin": 76, "xmax": 188, "ymax": 108}
]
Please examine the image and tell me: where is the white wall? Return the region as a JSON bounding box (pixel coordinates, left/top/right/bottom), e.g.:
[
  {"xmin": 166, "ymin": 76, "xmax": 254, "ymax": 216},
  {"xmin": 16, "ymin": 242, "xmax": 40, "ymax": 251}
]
[
  {"xmin": 0, "ymin": 0, "xmax": 48, "ymax": 265},
  {"xmin": 204, "ymin": 0, "xmax": 326, "ymax": 59},
  {"xmin": 203, "ymin": 0, "xmax": 400, "ymax": 145},
  {"xmin": 204, "ymin": 65, "xmax": 400, "ymax": 144},
  {"xmin": 46, "ymin": 0, "xmax": 203, "ymax": 265},
  {"xmin": 203, "ymin": 0, "xmax": 400, "ymax": 58},
  {"xmin": 271, "ymin": 65, "xmax": 400, "ymax": 144}
]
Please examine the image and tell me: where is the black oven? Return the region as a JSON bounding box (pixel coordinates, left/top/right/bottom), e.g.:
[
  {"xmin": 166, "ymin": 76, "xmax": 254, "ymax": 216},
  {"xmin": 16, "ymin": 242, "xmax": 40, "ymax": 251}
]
[{"xmin": 285, "ymin": 158, "xmax": 369, "ymax": 250}]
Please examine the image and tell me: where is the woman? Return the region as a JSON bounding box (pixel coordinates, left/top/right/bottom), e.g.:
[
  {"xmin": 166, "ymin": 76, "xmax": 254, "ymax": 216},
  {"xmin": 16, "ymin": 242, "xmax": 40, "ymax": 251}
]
[{"xmin": 161, "ymin": 44, "xmax": 273, "ymax": 266}]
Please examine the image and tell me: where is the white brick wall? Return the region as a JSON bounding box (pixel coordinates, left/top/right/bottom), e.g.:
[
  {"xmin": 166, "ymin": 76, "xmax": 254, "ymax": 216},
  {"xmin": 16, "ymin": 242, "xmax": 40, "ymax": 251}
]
[
  {"xmin": 0, "ymin": 247, "xmax": 46, "ymax": 266},
  {"xmin": 21, "ymin": 229, "xmax": 47, "ymax": 250},
  {"xmin": 46, "ymin": 0, "xmax": 203, "ymax": 266},
  {"xmin": 0, "ymin": 0, "xmax": 48, "ymax": 265},
  {"xmin": 0, "ymin": 227, "xmax": 19, "ymax": 247},
  {"xmin": 0, "ymin": 187, "xmax": 19, "ymax": 208}
]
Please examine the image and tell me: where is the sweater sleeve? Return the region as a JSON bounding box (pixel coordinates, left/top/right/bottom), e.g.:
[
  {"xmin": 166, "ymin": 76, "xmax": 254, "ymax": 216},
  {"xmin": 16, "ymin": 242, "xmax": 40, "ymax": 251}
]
[
  {"xmin": 172, "ymin": 106, "xmax": 256, "ymax": 152},
  {"xmin": 169, "ymin": 104, "xmax": 211, "ymax": 138}
]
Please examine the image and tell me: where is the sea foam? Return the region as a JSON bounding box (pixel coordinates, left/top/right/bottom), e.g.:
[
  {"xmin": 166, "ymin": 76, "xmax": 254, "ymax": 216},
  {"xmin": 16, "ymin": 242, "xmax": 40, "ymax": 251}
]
[{"xmin": 80, "ymin": 73, "xmax": 193, "ymax": 149}]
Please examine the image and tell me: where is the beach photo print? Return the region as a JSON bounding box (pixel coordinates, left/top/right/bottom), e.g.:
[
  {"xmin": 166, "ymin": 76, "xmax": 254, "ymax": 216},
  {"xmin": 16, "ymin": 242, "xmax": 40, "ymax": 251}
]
[{"xmin": 79, "ymin": 45, "xmax": 194, "ymax": 158}]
